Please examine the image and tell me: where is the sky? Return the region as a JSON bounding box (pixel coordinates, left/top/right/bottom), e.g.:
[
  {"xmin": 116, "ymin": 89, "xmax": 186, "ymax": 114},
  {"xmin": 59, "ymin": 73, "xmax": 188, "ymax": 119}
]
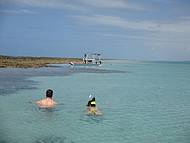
[{"xmin": 0, "ymin": 0, "xmax": 190, "ymax": 61}]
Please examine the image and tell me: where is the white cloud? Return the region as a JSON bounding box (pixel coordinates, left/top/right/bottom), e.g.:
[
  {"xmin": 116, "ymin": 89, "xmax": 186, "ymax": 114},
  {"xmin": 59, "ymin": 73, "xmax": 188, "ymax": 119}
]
[
  {"xmin": 74, "ymin": 15, "xmax": 190, "ymax": 33},
  {"xmin": 81, "ymin": 0, "xmax": 126, "ymax": 8},
  {"xmin": 0, "ymin": 0, "xmax": 144, "ymax": 11},
  {"xmin": 178, "ymin": 16, "xmax": 190, "ymax": 20},
  {"xmin": 80, "ymin": 0, "xmax": 144, "ymax": 10},
  {"xmin": 0, "ymin": 0, "xmax": 85, "ymax": 11},
  {"xmin": 0, "ymin": 9, "xmax": 36, "ymax": 14},
  {"xmin": 97, "ymin": 33, "xmax": 189, "ymax": 44}
]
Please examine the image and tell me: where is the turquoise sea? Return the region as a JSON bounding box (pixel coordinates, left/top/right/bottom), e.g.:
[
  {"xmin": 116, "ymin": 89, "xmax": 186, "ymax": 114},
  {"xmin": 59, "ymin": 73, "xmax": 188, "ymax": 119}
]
[{"xmin": 0, "ymin": 60, "xmax": 190, "ymax": 143}]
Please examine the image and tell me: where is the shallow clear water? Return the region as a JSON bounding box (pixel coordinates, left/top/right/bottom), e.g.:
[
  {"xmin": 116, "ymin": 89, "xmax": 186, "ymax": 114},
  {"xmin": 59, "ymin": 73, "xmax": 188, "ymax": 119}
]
[{"xmin": 0, "ymin": 61, "xmax": 190, "ymax": 143}]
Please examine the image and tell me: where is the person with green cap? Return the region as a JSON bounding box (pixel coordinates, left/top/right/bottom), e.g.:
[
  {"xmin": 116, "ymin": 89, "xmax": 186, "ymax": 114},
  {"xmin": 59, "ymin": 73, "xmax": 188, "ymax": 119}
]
[{"xmin": 86, "ymin": 95, "xmax": 102, "ymax": 115}]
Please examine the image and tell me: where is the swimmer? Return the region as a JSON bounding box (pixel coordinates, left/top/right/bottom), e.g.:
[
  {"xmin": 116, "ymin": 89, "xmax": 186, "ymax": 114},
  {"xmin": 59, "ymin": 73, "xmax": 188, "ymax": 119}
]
[
  {"xmin": 69, "ymin": 62, "xmax": 74, "ymax": 66},
  {"xmin": 36, "ymin": 89, "xmax": 57, "ymax": 108},
  {"xmin": 86, "ymin": 95, "xmax": 96, "ymax": 108},
  {"xmin": 86, "ymin": 95, "xmax": 102, "ymax": 116}
]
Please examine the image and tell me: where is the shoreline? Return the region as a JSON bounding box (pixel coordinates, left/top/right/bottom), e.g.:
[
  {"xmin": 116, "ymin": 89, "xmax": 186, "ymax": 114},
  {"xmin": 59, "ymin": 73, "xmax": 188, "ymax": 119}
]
[{"xmin": 0, "ymin": 55, "xmax": 82, "ymax": 68}]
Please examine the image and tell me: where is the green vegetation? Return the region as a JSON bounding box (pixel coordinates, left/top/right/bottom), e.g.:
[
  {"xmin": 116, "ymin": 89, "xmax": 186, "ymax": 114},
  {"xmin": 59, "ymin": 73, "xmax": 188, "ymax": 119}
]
[{"xmin": 0, "ymin": 55, "xmax": 82, "ymax": 68}]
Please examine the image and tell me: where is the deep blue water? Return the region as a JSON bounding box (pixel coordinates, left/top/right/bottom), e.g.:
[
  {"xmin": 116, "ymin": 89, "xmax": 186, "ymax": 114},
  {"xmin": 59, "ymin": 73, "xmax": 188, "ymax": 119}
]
[{"xmin": 0, "ymin": 61, "xmax": 190, "ymax": 143}]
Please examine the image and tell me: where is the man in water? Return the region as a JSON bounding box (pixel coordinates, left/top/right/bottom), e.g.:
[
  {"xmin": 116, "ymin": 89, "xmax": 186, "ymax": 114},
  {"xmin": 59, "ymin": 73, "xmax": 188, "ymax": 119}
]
[{"xmin": 36, "ymin": 89, "xmax": 57, "ymax": 108}]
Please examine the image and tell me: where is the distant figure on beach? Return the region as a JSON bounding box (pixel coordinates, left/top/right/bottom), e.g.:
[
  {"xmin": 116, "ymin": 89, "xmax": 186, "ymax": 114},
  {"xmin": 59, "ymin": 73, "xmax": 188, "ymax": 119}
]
[
  {"xmin": 86, "ymin": 95, "xmax": 102, "ymax": 116},
  {"xmin": 36, "ymin": 89, "xmax": 57, "ymax": 108},
  {"xmin": 69, "ymin": 62, "xmax": 74, "ymax": 66}
]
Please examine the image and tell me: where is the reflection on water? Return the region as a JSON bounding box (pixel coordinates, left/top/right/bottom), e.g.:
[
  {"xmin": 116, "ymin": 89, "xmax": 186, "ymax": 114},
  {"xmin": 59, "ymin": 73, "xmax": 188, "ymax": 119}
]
[
  {"xmin": 1, "ymin": 61, "xmax": 190, "ymax": 143},
  {"xmin": 80, "ymin": 114, "xmax": 104, "ymax": 125},
  {"xmin": 38, "ymin": 107, "xmax": 60, "ymax": 112},
  {"xmin": 0, "ymin": 65, "xmax": 126, "ymax": 96},
  {"xmin": 34, "ymin": 136, "xmax": 75, "ymax": 143},
  {"xmin": 0, "ymin": 140, "xmax": 15, "ymax": 143},
  {"xmin": 0, "ymin": 76, "xmax": 38, "ymax": 96},
  {"xmin": 0, "ymin": 136, "xmax": 75, "ymax": 143}
]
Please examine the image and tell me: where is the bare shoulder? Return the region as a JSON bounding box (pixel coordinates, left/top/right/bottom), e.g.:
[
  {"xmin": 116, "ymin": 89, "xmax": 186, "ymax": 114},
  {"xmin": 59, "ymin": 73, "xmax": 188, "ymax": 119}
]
[
  {"xmin": 36, "ymin": 99, "xmax": 42, "ymax": 104},
  {"xmin": 53, "ymin": 100, "xmax": 57, "ymax": 105},
  {"xmin": 36, "ymin": 99, "xmax": 45, "ymax": 105}
]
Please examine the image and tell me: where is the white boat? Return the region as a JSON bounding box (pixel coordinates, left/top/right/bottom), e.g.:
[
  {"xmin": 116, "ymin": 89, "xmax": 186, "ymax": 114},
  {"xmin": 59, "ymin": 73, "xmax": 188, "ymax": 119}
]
[
  {"xmin": 71, "ymin": 53, "xmax": 102, "ymax": 66},
  {"xmin": 83, "ymin": 53, "xmax": 102, "ymax": 65}
]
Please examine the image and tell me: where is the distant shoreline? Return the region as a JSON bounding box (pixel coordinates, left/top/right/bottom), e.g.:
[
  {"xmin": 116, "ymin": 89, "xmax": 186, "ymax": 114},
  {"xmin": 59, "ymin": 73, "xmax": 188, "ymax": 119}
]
[{"xmin": 0, "ymin": 55, "xmax": 82, "ymax": 68}]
